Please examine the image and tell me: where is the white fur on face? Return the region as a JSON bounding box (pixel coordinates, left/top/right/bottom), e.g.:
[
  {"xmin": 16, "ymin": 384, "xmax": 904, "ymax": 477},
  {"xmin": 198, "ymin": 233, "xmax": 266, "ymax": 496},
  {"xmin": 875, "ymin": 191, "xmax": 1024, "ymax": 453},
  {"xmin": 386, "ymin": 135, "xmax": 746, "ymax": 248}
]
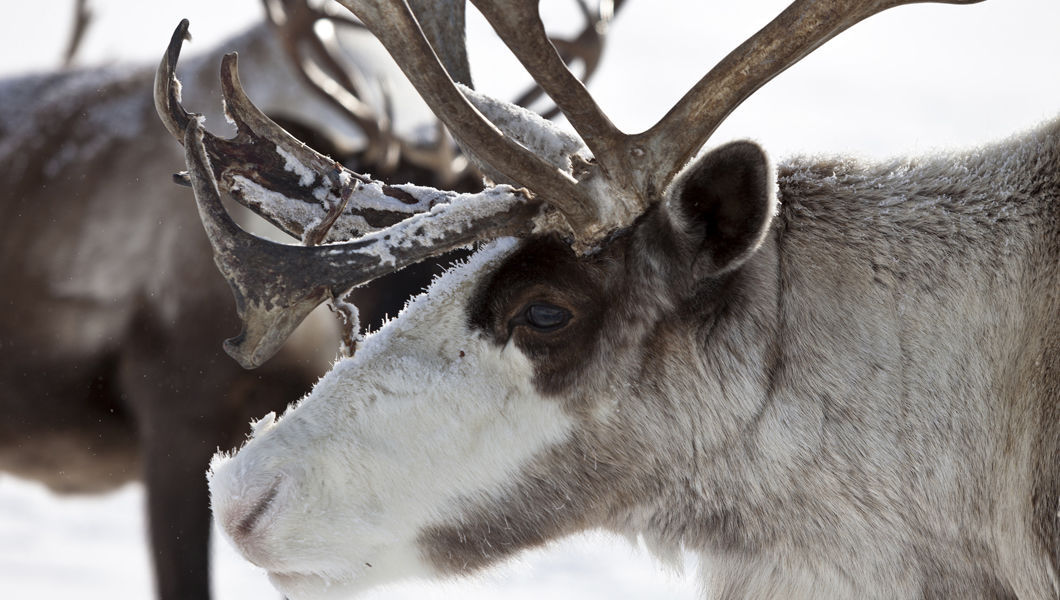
[{"xmin": 208, "ymin": 239, "xmax": 574, "ymax": 599}]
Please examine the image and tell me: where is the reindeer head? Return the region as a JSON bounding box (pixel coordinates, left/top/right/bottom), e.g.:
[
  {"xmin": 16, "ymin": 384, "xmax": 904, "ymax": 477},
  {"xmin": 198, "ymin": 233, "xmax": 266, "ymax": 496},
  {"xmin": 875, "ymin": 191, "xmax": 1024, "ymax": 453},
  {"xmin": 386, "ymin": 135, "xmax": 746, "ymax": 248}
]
[{"xmin": 156, "ymin": 1, "xmax": 983, "ymax": 597}]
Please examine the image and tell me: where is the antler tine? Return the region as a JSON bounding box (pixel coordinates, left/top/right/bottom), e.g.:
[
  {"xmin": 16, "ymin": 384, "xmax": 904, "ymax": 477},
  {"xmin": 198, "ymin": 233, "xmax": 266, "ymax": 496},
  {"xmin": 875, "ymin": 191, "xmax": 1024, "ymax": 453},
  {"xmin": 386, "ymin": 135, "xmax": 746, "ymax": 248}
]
[
  {"xmin": 154, "ymin": 19, "xmax": 196, "ymax": 141},
  {"xmin": 512, "ymin": 0, "xmax": 624, "ymax": 121},
  {"xmin": 182, "ymin": 116, "xmax": 542, "ymax": 368},
  {"xmin": 336, "ymin": 1, "xmax": 597, "ymax": 230},
  {"xmin": 635, "ymin": 0, "xmax": 987, "ymax": 196},
  {"xmin": 471, "ymin": 0, "xmax": 627, "ymax": 186},
  {"xmin": 407, "ymin": 0, "xmax": 472, "ymax": 88},
  {"xmin": 262, "ymin": 0, "xmax": 400, "ymax": 171}
]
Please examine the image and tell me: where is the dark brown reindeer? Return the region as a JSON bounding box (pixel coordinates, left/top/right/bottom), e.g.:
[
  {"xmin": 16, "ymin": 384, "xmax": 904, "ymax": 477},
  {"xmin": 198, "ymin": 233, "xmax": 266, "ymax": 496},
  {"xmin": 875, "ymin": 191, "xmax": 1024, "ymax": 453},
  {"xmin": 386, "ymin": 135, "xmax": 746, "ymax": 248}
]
[
  {"xmin": 0, "ymin": 13, "xmax": 345, "ymax": 600},
  {"xmin": 165, "ymin": 0, "xmax": 1055, "ymax": 598},
  {"xmin": 0, "ymin": 2, "xmax": 621, "ymax": 598}
]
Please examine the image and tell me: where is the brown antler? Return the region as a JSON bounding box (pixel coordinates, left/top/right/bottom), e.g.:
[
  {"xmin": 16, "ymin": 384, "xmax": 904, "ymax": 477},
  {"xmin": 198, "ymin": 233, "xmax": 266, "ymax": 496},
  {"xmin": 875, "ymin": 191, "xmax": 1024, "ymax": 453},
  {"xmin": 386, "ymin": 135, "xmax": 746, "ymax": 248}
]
[
  {"xmin": 470, "ymin": 0, "xmax": 986, "ymax": 203},
  {"xmin": 181, "ymin": 114, "xmax": 541, "ymax": 368},
  {"xmin": 163, "ymin": 0, "xmax": 988, "ymax": 367},
  {"xmin": 338, "ymin": 0, "xmax": 981, "ymax": 249}
]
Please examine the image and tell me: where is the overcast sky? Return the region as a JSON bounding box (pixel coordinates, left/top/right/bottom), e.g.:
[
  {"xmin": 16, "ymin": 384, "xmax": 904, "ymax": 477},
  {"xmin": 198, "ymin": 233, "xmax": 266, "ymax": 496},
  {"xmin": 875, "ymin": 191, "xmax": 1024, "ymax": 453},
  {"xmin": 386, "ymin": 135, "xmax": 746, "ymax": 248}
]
[{"xmin": 4, "ymin": 0, "xmax": 1058, "ymax": 160}]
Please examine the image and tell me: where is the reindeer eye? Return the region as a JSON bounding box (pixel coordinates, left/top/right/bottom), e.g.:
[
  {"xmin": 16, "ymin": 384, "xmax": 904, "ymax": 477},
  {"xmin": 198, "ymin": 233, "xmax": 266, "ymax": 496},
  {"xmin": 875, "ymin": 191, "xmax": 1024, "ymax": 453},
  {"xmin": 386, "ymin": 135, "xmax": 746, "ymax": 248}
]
[{"xmin": 523, "ymin": 303, "xmax": 571, "ymax": 332}]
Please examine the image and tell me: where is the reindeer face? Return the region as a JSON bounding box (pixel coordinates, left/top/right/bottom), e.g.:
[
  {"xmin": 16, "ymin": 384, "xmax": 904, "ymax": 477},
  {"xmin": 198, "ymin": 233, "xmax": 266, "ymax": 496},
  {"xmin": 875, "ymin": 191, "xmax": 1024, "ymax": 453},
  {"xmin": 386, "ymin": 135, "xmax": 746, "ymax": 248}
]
[{"xmin": 207, "ymin": 139, "xmax": 777, "ymax": 598}]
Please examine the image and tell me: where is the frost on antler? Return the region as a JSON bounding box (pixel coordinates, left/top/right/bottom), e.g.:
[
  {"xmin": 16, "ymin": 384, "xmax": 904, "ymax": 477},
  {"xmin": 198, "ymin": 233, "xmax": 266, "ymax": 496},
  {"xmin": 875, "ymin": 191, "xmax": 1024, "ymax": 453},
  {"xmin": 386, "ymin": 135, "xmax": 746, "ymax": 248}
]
[
  {"xmin": 459, "ymin": 84, "xmax": 586, "ymax": 175},
  {"xmin": 227, "ymin": 162, "xmax": 461, "ymax": 245},
  {"xmin": 181, "ymin": 113, "xmax": 541, "ymax": 369}
]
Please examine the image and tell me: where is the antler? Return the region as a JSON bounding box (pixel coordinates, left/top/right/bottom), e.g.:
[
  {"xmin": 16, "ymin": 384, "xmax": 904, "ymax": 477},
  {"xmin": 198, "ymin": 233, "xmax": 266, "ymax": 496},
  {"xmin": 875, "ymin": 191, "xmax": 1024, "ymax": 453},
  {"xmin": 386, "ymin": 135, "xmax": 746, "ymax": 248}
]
[
  {"xmin": 628, "ymin": 0, "xmax": 987, "ymax": 196},
  {"xmin": 155, "ymin": 9, "xmax": 602, "ymax": 368},
  {"xmin": 181, "ymin": 114, "xmax": 540, "ymax": 368},
  {"xmin": 161, "ymin": 0, "xmax": 987, "ymax": 367},
  {"xmin": 345, "ymin": 0, "xmax": 987, "ymax": 241}
]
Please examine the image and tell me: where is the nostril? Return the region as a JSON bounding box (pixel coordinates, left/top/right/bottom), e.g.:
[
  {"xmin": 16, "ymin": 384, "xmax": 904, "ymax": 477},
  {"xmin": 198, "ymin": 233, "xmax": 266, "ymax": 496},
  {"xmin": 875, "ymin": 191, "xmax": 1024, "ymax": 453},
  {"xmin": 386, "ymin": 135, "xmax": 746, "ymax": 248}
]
[{"xmin": 236, "ymin": 483, "xmax": 279, "ymax": 538}]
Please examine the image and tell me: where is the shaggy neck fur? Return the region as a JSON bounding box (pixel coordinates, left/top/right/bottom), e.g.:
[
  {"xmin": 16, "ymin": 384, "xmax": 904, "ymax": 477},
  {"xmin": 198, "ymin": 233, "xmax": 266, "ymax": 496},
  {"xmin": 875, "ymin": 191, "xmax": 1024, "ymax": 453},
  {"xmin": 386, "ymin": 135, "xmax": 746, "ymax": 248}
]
[{"xmin": 661, "ymin": 119, "xmax": 1058, "ymax": 598}]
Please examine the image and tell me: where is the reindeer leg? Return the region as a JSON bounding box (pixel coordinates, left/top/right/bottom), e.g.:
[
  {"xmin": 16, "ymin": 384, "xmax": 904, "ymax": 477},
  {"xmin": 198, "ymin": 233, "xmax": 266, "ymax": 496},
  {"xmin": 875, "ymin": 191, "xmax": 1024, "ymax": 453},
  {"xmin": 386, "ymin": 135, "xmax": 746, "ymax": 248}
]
[
  {"xmin": 119, "ymin": 307, "xmax": 237, "ymax": 600},
  {"xmin": 140, "ymin": 416, "xmax": 217, "ymax": 600}
]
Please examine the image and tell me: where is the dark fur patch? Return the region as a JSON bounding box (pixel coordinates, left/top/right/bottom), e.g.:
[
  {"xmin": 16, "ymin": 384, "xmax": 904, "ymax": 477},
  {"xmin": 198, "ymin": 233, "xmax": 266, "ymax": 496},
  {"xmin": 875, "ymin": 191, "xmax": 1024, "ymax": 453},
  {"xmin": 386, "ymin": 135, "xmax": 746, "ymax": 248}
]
[{"xmin": 467, "ymin": 233, "xmax": 624, "ymax": 397}]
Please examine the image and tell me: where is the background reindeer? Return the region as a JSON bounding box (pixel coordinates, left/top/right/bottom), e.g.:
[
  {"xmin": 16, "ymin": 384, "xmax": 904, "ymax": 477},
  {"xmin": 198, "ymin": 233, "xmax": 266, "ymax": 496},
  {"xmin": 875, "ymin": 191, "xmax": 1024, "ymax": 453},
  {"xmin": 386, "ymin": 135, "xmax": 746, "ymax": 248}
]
[
  {"xmin": 166, "ymin": 0, "xmax": 1058, "ymax": 598},
  {"xmin": 0, "ymin": 1, "xmax": 1055, "ymax": 600},
  {"xmin": 0, "ymin": 8, "xmax": 370, "ymax": 600},
  {"xmin": 0, "ymin": 2, "xmax": 620, "ymax": 598}
]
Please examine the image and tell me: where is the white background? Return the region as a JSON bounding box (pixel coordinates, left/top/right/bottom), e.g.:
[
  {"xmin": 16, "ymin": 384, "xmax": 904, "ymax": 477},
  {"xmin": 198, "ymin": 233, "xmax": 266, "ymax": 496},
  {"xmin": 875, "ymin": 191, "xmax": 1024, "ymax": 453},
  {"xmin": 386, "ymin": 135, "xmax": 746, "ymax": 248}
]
[{"xmin": 1, "ymin": 0, "xmax": 1057, "ymax": 598}]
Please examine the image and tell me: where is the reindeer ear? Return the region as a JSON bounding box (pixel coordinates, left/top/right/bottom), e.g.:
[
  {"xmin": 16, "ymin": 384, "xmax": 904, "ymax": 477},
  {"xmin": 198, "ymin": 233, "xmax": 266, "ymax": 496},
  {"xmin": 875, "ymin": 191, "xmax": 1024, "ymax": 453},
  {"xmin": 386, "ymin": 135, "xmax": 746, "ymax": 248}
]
[{"xmin": 666, "ymin": 140, "xmax": 775, "ymax": 276}]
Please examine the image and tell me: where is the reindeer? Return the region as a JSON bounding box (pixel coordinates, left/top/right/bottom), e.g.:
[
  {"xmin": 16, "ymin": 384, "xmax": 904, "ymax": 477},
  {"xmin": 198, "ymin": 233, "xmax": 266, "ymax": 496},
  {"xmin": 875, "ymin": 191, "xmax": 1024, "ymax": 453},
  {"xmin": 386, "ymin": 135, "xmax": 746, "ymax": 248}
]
[{"xmin": 157, "ymin": 0, "xmax": 1058, "ymax": 598}]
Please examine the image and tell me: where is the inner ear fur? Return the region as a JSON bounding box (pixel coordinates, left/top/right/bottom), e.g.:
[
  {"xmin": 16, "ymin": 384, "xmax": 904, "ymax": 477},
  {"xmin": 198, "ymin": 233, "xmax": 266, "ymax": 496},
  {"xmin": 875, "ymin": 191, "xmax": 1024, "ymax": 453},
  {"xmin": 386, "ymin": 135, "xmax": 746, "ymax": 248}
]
[{"xmin": 665, "ymin": 140, "xmax": 776, "ymax": 276}]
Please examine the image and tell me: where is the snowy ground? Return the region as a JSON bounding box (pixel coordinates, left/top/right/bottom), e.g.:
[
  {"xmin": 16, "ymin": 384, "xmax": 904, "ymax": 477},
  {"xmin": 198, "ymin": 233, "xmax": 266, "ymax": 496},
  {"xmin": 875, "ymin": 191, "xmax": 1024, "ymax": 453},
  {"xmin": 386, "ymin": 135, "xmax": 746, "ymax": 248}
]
[
  {"xmin": 0, "ymin": 0, "xmax": 1057, "ymax": 598},
  {"xmin": 0, "ymin": 474, "xmax": 698, "ymax": 599}
]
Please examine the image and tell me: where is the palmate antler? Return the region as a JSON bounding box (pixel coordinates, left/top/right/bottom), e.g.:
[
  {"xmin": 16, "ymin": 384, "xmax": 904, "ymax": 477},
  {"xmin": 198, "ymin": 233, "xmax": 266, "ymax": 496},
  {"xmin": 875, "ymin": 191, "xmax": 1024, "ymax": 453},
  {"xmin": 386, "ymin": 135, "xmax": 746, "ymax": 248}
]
[
  {"xmin": 180, "ymin": 115, "xmax": 540, "ymax": 368},
  {"xmin": 155, "ymin": 20, "xmax": 438, "ymax": 245},
  {"xmin": 160, "ymin": 0, "xmax": 984, "ymax": 369}
]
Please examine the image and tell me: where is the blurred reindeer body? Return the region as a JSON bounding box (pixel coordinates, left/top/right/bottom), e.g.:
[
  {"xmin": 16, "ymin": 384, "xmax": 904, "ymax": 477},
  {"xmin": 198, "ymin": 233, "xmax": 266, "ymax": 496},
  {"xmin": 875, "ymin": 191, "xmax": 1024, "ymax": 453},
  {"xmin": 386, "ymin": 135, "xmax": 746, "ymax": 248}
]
[{"xmin": 0, "ymin": 22, "xmax": 373, "ymax": 600}]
